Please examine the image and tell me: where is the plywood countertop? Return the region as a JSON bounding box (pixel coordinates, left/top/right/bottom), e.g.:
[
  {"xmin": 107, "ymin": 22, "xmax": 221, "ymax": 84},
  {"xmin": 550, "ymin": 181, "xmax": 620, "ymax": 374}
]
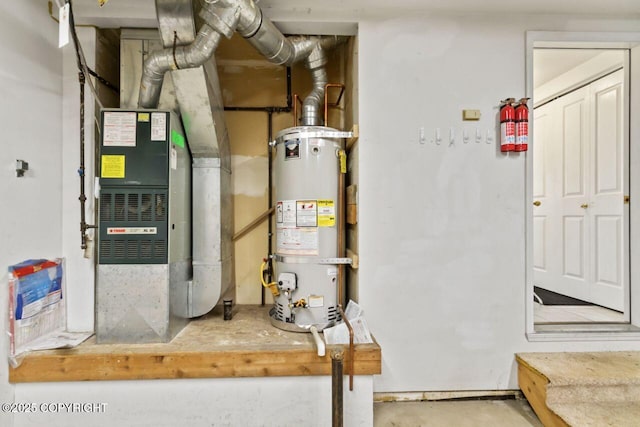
[{"xmin": 9, "ymin": 305, "xmax": 381, "ymax": 383}]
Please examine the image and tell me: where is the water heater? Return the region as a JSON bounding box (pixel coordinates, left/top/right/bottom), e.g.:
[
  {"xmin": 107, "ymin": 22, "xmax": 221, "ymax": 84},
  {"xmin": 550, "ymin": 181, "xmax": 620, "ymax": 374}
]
[{"xmin": 270, "ymin": 126, "xmax": 350, "ymax": 331}]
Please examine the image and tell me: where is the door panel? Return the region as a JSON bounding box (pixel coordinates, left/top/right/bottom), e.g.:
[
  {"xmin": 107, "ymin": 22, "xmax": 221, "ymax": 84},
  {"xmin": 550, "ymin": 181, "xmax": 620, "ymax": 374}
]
[
  {"xmin": 594, "ymin": 216, "xmax": 620, "ymax": 286},
  {"xmin": 562, "ymin": 99, "xmax": 587, "ymax": 197},
  {"xmin": 557, "ymin": 88, "xmax": 590, "ymax": 301},
  {"xmin": 563, "ymin": 216, "xmax": 585, "ymax": 280},
  {"xmin": 588, "ymin": 70, "xmax": 625, "ymax": 310},
  {"xmin": 532, "ymin": 106, "xmax": 555, "ymax": 285},
  {"xmin": 534, "ymin": 68, "xmax": 626, "ymax": 311},
  {"xmin": 595, "ymin": 85, "xmax": 622, "ymax": 194}
]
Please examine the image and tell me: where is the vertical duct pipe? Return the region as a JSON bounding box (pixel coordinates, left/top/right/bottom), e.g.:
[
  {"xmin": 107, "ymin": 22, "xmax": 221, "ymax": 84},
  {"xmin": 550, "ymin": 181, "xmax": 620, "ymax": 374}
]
[{"xmin": 301, "ymin": 46, "xmax": 328, "ymax": 126}]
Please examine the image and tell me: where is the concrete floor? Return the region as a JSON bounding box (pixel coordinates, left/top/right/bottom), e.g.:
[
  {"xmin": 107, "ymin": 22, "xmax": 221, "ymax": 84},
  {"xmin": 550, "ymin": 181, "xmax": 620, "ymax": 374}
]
[{"xmin": 374, "ymin": 399, "xmax": 543, "ymax": 427}]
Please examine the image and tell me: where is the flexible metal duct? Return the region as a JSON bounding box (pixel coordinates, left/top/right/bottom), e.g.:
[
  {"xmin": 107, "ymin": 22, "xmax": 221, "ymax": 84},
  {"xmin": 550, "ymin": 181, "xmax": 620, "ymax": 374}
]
[
  {"xmin": 140, "ymin": 0, "xmax": 344, "ymax": 121},
  {"xmin": 139, "ymin": 3, "xmax": 239, "ymax": 109},
  {"xmin": 301, "ymin": 45, "xmax": 328, "ymax": 126},
  {"xmin": 140, "ymin": 0, "xmax": 344, "ymax": 317}
]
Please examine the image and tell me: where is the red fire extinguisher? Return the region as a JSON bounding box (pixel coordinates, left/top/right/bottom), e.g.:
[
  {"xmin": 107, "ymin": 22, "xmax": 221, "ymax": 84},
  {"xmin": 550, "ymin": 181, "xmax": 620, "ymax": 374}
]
[
  {"xmin": 514, "ymin": 98, "xmax": 530, "ymax": 152},
  {"xmin": 500, "ymin": 98, "xmax": 516, "ymax": 152}
]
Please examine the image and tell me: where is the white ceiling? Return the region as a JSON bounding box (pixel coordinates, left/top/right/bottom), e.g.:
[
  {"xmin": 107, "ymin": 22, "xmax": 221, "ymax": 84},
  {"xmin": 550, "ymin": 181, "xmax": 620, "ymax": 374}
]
[
  {"xmin": 70, "ymin": 0, "xmax": 640, "ymax": 28},
  {"xmin": 533, "ymin": 49, "xmax": 603, "ymax": 88}
]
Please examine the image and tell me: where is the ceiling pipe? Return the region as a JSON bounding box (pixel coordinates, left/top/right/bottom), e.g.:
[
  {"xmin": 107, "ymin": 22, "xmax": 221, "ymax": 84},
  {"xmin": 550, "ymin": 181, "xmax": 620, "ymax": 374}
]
[
  {"xmin": 139, "ymin": 0, "xmax": 345, "ymax": 121},
  {"xmin": 139, "ymin": 3, "xmax": 240, "ymax": 108}
]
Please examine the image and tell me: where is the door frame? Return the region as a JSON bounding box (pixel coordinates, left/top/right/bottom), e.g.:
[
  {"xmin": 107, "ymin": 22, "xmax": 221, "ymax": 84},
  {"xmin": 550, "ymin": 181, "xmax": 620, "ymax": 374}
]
[{"xmin": 525, "ymin": 31, "xmax": 640, "ymax": 336}]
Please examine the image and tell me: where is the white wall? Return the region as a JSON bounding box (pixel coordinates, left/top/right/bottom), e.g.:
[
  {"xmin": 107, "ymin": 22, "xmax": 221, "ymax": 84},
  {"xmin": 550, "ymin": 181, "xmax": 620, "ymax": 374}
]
[
  {"xmin": 356, "ymin": 13, "xmax": 640, "ymax": 392},
  {"xmin": 0, "ymin": 1, "xmax": 64, "ymax": 425},
  {"xmin": 13, "ymin": 376, "xmax": 372, "ymax": 427},
  {"xmin": 61, "ymin": 27, "xmax": 96, "ymax": 333}
]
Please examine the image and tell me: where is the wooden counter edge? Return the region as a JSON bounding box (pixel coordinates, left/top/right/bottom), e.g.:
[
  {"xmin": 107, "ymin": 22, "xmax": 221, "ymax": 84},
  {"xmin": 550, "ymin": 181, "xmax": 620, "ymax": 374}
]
[{"xmin": 10, "ymin": 343, "xmax": 381, "ymax": 383}]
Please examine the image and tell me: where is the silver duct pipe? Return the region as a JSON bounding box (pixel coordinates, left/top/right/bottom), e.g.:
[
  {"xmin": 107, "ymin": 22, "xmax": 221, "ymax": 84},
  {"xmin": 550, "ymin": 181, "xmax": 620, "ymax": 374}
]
[
  {"xmin": 140, "ymin": 0, "xmax": 344, "ymax": 112},
  {"xmin": 301, "ymin": 45, "xmax": 328, "ymax": 126},
  {"xmin": 139, "ymin": 4, "xmax": 239, "ymax": 108}
]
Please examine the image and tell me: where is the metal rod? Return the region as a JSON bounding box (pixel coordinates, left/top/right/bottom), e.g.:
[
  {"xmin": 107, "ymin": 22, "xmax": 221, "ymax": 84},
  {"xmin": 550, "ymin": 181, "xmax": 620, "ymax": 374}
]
[
  {"xmin": 331, "ymin": 349, "xmax": 344, "ymax": 427},
  {"xmin": 265, "ymin": 110, "xmax": 274, "ymax": 307},
  {"xmin": 79, "ymin": 71, "xmax": 87, "ymax": 250},
  {"xmin": 337, "ymin": 151, "xmax": 346, "ymax": 307}
]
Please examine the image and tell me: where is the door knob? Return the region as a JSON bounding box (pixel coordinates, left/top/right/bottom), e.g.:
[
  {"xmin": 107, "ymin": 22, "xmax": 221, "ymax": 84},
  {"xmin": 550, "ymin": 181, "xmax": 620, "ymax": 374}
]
[
  {"xmin": 533, "ymin": 200, "xmax": 541, "ymax": 206},
  {"xmin": 581, "ymin": 203, "xmax": 589, "ymax": 209}
]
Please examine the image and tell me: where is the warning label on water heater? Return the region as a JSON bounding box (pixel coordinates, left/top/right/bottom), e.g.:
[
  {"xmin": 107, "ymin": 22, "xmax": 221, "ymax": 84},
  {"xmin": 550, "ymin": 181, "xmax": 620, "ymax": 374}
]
[
  {"xmin": 276, "ymin": 199, "xmax": 319, "ymax": 255},
  {"xmin": 296, "ymin": 200, "xmax": 317, "ymax": 227},
  {"xmin": 276, "ymin": 227, "xmax": 319, "ymax": 255},
  {"xmin": 317, "ymin": 200, "xmax": 335, "ymax": 227}
]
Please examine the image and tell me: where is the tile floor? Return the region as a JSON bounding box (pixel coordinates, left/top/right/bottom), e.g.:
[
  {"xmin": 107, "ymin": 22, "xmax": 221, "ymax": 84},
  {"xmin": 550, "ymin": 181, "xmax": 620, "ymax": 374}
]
[
  {"xmin": 374, "ymin": 399, "xmax": 543, "ymax": 427},
  {"xmin": 534, "ymin": 302, "xmax": 624, "ymax": 323}
]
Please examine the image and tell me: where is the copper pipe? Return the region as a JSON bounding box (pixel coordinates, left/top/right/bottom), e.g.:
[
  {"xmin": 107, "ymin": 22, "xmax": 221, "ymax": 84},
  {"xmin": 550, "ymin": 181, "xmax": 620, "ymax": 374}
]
[
  {"xmin": 337, "ymin": 150, "xmax": 346, "ymax": 306},
  {"xmin": 324, "ymin": 84, "xmax": 345, "ymax": 128},
  {"xmin": 232, "ymin": 206, "xmax": 275, "ymax": 242},
  {"xmin": 339, "ymin": 306, "xmax": 354, "ymax": 391}
]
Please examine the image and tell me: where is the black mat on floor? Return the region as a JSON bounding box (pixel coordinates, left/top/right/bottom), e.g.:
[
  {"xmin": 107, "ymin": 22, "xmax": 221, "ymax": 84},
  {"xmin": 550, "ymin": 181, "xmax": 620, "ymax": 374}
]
[{"xmin": 534, "ymin": 287, "xmax": 592, "ymax": 306}]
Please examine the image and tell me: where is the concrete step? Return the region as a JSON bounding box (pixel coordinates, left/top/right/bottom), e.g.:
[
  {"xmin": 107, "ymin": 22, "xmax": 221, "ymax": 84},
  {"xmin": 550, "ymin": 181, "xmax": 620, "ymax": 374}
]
[{"xmin": 516, "ymin": 352, "xmax": 640, "ymax": 427}]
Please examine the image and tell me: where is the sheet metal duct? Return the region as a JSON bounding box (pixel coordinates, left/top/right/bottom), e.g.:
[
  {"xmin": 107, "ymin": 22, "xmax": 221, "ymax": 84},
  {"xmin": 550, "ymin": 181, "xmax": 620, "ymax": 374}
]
[
  {"xmin": 148, "ymin": 0, "xmax": 235, "ymax": 317},
  {"xmin": 141, "ymin": 0, "xmax": 344, "ymax": 317}
]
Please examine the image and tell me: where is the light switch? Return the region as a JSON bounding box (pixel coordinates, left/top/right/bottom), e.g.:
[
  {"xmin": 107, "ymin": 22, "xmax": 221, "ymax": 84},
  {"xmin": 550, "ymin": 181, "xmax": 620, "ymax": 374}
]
[{"xmin": 462, "ymin": 109, "xmax": 481, "ymax": 121}]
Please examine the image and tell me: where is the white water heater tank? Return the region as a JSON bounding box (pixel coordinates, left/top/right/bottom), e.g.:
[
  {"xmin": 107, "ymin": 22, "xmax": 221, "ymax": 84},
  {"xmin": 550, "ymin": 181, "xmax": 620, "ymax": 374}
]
[{"xmin": 270, "ymin": 126, "xmax": 346, "ymax": 331}]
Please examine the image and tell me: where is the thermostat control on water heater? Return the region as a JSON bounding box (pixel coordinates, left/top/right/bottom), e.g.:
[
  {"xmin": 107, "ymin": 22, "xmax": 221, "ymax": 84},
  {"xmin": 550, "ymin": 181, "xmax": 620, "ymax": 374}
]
[{"xmin": 278, "ymin": 272, "xmax": 297, "ymax": 292}]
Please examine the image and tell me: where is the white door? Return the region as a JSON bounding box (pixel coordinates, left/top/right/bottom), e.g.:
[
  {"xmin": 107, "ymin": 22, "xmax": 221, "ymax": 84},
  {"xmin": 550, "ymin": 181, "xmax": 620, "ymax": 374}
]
[
  {"xmin": 533, "ymin": 69, "xmax": 626, "ymax": 311},
  {"xmin": 534, "ymin": 86, "xmax": 591, "ymax": 302},
  {"xmin": 588, "ymin": 70, "xmax": 625, "ymax": 310},
  {"xmin": 532, "ymin": 103, "xmax": 557, "ymax": 287}
]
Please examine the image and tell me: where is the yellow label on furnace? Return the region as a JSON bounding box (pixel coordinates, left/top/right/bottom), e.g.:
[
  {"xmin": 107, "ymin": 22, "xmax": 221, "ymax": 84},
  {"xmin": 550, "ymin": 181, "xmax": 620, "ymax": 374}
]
[
  {"xmin": 317, "ymin": 199, "xmax": 335, "ymax": 227},
  {"xmin": 101, "ymin": 155, "xmax": 125, "ymax": 178},
  {"xmin": 137, "ymin": 112, "xmax": 150, "ymax": 122}
]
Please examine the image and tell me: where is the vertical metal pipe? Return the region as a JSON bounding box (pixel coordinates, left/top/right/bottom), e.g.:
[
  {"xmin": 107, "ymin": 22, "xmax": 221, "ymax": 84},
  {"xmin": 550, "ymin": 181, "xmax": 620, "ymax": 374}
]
[
  {"xmin": 79, "ymin": 71, "xmax": 87, "ymax": 250},
  {"xmin": 331, "ymin": 349, "xmax": 344, "ymax": 427},
  {"xmin": 264, "ymin": 110, "xmax": 274, "ymax": 306},
  {"xmin": 286, "ymin": 66, "xmax": 292, "ymax": 109},
  {"xmin": 337, "ymin": 151, "xmax": 346, "ymax": 307}
]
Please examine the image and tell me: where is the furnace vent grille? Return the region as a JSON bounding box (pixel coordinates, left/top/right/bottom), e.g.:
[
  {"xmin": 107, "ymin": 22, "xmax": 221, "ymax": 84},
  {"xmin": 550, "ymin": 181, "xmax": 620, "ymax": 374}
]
[{"xmin": 98, "ymin": 188, "xmax": 168, "ymax": 264}]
